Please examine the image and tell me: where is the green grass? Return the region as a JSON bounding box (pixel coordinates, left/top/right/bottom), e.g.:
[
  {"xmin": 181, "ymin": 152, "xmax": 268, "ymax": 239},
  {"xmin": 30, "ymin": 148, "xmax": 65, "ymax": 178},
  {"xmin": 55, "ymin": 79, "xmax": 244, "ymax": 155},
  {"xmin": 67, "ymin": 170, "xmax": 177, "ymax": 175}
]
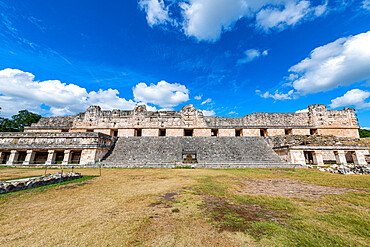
[
  {"xmin": 194, "ymin": 170, "xmax": 370, "ymax": 246},
  {"xmin": 0, "ymin": 175, "xmax": 98, "ymax": 197}
]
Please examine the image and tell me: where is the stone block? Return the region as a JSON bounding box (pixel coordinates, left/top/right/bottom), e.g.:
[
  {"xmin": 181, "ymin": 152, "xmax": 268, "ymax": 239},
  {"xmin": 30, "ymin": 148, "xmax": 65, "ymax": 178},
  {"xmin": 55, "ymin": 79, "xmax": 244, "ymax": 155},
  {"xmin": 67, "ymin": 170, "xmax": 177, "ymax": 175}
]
[
  {"xmin": 242, "ymin": 129, "xmax": 260, "ymax": 136},
  {"xmin": 218, "ymin": 129, "xmax": 235, "ymax": 136},
  {"xmin": 166, "ymin": 129, "xmax": 184, "ymax": 136},
  {"xmin": 292, "ymin": 129, "xmax": 310, "ymax": 135},
  {"xmin": 193, "ymin": 129, "xmax": 211, "ymax": 136},
  {"xmin": 118, "ymin": 129, "xmax": 135, "ymax": 137},
  {"xmin": 142, "ymin": 129, "xmax": 159, "ymax": 136},
  {"xmin": 267, "ymin": 129, "xmax": 285, "ymax": 136}
]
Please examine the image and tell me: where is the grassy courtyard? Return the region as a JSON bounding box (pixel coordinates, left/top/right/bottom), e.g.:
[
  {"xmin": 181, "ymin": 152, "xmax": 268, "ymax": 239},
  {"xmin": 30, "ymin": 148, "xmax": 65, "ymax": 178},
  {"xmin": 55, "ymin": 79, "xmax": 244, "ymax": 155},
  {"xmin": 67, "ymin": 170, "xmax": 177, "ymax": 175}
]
[{"xmin": 0, "ymin": 167, "xmax": 369, "ymax": 246}]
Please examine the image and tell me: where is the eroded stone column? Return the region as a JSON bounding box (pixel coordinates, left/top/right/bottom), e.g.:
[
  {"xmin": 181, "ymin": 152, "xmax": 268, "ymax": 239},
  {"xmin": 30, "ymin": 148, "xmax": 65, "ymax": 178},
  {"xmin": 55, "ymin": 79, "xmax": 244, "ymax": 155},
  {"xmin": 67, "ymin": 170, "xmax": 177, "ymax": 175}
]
[
  {"xmin": 334, "ymin": 151, "xmax": 347, "ymax": 166},
  {"xmin": 23, "ymin": 150, "xmax": 35, "ymax": 165},
  {"xmin": 312, "ymin": 151, "xmax": 324, "ymax": 166},
  {"xmin": 45, "ymin": 150, "xmax": 56, "ymax": 165},
  {"xmin": 6, "ymin": 150, "xmax": 18, "ymax": 165},
  {"xmin": 62, "ymin": 150, "xmax": 72, "ymax": 165},
  {"xmin": 288, "ymin": 150, "xmax": 306, "ymax": 166},
  {"xmin": 352, "ymin": 151, "xmax": 367, "ymax": 165}
]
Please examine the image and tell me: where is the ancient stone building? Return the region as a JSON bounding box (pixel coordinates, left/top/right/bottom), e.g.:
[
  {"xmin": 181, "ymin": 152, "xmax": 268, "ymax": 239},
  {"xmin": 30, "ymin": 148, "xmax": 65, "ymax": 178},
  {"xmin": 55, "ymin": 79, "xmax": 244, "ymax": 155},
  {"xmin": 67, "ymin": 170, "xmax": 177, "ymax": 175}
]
[
  {"xmin": 26, "ymin": 104, "xmax": 360, "ymax": 138},
  {"xmin": 0, "ymin": 104, "xmax": 368, "ymax": 167}
]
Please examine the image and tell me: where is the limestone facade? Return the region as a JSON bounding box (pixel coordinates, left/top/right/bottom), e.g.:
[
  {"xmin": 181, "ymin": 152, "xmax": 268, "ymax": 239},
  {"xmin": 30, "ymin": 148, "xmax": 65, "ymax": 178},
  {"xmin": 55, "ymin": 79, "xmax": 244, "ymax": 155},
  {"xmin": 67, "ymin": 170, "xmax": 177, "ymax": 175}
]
[
  {"xmin": 25, "ymin": 104, "xmax": 360, "ymax": 138},
  {"xmin": 0, "ymin": 132, "xmax": 114, "ymax": 166}
]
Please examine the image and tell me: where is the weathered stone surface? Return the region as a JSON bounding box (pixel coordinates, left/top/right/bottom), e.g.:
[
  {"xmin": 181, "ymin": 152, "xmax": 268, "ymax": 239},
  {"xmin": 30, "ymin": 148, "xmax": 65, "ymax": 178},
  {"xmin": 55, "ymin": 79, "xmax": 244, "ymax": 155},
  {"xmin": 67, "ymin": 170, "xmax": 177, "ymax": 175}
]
[
  {"xmin": 102, "ymin": 137, "xmax": 292, "ymax": 167},
  {"xmin": 0, "ymin": 172, "xmax": 82, "ymax": 194},
  {"xmin": 26, "ymin": 104, "xmax": 359, "ymax": 138}
]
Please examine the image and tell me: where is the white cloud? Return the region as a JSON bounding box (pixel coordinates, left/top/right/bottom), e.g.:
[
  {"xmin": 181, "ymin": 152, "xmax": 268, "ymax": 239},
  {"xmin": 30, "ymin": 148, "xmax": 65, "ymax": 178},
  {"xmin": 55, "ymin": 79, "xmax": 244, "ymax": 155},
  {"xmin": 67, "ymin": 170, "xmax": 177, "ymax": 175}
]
[
  {"xmin": 139, "ymin": 0, "xmax": 171, "ymax": 27},
  {"xmin": 139, "ymin": 0, "xmax": 328, "ymax": 42},
  {"xmin": 256, "ymin": 89, "xmax": 295, "ymax": 100},
  {"xmin": 194, "ymin": 95, "xmax": 202, "ymax": 100},
  {"xmin": 0, "ymin": 68, "xmax": 136, "ymax": 117},
  {"xmin": 329, "ymin": 89, "xmax": 370, "ymax": 109},
  {"xmin": 295, "ymin": 108, "xmax": 308, "ymax": 113},
  {"xmin": 201, "ymin": 109, "xmax": 216, "ymax": 116},
  {"xmin": 289, "ymin": 31, "xmax": 370, "ymax": 95},
  {"xmin": 0, "ymin": 69, "xmax": 187, "ymax": 117},
  {"xmin": 363, "ymin": 0, "xmax": 370, "ymax": 10},
  {"xmin": 201, "ymin": 98, "xmax": 212, "ymax": 105},
  {"xmin": 133, "ymin": 80, "xmax": 190, "ymax": 108},
  {"xmin": 256, "ymin": 1, "xmax": 327, "ymax": 31},
  {"xmin": 259, "ymin": 31, "xmax": 370, "ymax": 101},
  {"xmin": 180, "ymin": 0, "xmax": 249, "ymax": 42},
  {"xmin": 238, "ymin": 49, "xmax": 268, "ymax": 64}
]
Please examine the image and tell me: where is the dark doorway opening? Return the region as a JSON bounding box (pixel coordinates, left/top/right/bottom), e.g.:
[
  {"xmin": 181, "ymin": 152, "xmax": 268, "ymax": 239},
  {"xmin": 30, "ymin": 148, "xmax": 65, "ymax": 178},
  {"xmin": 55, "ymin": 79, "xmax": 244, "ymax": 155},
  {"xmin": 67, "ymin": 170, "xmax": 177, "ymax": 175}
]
[
  {"xmin": 236, "ymin": 129, "xmax": 242, "ymax": 136},
  {"xmin": 211, "ymin": 129, "xmax": 218, "ymax": 136},
  {"xmin": 310, "ymin": 129, "xmax": 318, "ymax": 135},
  {"xmin": 285, "ymin": 129, "xmax": 292, "ymax": 135},
  {"xmin": 16, "ymin": 151, "xmax": 27, "ymax": 164},
  {"xmin": 135, "ymin": 129, "xmax": 142, "ymax": 137},
  {"xmin": 184, "ymin": 129, "xmax": 193, "ymax": 136},
  {"xmin": 34, "ymin": 152, "xmax": 48, "ymax": 164},
  {"xmin": 260, "ymin": 129, "xmax": 267, "ymax": 137},
  {"xmin": 0, "ymin": 152, "xmax": 11, "ymax": 164},
  {"xmin": 159, "ymin": 129, "xmax": 166, "ymax": 136},
  {"xmin": 71, "ymin": 151, "xmax": 81, "ymax": 164},
  {"xmin": 304, "ymin": 151, "xmax": 314, "ymax": 164},
  {"xmin": 55, "ymin": 151, "xmax": 65, "ymax": 164},
  {"xmin": 112, "ymin": 129, "xmax": 118, "ymax": 137}
]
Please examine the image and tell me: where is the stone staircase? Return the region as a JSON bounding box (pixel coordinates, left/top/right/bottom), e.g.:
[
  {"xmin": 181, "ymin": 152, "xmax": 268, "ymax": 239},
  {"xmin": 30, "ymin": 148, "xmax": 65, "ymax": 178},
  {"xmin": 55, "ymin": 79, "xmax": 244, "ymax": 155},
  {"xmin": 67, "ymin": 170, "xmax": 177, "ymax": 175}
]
[{"xmin": 102, "ymin": 137, "xmax": 296, "ymax": 168}]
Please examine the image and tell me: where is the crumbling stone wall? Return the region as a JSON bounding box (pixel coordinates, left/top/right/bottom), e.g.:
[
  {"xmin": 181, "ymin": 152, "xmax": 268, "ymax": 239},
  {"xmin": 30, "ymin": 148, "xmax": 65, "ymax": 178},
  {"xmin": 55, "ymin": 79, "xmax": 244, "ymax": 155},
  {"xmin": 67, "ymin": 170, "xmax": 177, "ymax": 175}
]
[{"xmin": 27, "ymin": 105, "xmax": 359, "ymax": 136}]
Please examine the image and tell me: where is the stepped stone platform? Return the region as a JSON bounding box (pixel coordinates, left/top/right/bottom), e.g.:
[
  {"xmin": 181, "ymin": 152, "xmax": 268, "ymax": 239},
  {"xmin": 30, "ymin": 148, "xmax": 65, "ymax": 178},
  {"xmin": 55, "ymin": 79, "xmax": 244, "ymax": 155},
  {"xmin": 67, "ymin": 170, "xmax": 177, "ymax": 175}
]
[{"xmin": 102, "ymin": 137, "xmax": 298, "ymax": 168}]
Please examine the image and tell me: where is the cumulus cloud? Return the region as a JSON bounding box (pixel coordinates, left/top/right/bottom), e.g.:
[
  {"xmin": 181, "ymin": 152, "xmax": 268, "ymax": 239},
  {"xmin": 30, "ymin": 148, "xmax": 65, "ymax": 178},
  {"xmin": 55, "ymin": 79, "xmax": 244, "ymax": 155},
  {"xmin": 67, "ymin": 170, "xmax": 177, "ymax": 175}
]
[
  {"xmin": 0, "ymin": 69, "xmax": 189, "ymax": 117},
  {"xmin": 139, "ymin": 0, "xmax": 328, "ymax": 42},
  {"xmin": 133, "ymin": 80, "xmax": 189, "ymax": 108},
  {"xmin": 259, "ymin": 31, "xmax": 370, "ymax": 101},
  {"xmin": 238, "ymin": 49, "xmax": 268, "ymax": 64},
  {"xmin": 138, "ymin": 0, "xmax": 171, "ymax": 27},
  {"xmin": 289, "ymin": 31, "xmax": 370, "ymax": 94},
  {"xmin": 201, "ymin": 109, "xmax": 216, "ymax": 116},
  {"xmin": 180, "ymin": 0, "xmax": 249, "ymax": 42},
  {"xmin": 201, "ymin": 98, "xmax": 212, "ymax": 105},
  {"xmin": 363, "ymin": 0, "xmax": 370, "ymax": 10},
  {"xmin": 329, "ymin": 89, "xmax": 370, "ymax": 109},
  {"xmin": 0, "ymin": 68, "xmax": 136, "ymax": 117}
]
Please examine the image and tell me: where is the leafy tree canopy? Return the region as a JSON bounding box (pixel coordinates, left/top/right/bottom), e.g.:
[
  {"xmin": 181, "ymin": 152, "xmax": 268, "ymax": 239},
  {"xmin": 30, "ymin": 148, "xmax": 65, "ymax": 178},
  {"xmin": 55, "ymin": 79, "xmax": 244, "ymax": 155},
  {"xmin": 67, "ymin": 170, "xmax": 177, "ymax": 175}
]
[
  {"xmin": 0, "ymin": 110, "xmax": 41, "ymax": 132},
  {"xmin": 359, "ymin": 128, "xmax": 370, "ymax": 138}
]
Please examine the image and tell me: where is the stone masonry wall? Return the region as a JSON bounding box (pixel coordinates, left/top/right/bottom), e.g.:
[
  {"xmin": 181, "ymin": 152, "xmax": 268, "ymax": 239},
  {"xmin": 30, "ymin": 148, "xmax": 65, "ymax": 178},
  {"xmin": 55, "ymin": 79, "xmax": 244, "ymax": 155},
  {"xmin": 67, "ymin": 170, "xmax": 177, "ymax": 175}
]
[
  {"xmin": 0, "ymin": 132, "xmax": 114, "ymax": 150},
  {"xmin": 27, "ymin": 104, "xmax": 359, "ymax": 135}
]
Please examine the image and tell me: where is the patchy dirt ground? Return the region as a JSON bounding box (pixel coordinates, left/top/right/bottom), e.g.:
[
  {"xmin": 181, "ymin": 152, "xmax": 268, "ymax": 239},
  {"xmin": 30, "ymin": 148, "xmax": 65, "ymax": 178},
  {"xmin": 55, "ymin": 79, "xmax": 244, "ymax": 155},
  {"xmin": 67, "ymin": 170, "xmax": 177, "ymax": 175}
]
[
  {"xmin": 202, "ymin": 196, "xmax": 284, "ymax": 236},
  {"xmin": 235, "ymin": 178, "xmax": 365, "ymax": 199}
]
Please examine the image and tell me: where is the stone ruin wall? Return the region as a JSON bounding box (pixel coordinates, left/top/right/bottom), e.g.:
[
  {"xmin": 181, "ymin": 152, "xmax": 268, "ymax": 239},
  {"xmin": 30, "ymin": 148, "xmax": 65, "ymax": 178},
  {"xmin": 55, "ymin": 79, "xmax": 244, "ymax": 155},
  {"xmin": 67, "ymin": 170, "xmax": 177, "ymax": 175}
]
[{"xmin": 26, "ymin": 104, "xmax": 360, "ymax": 138}]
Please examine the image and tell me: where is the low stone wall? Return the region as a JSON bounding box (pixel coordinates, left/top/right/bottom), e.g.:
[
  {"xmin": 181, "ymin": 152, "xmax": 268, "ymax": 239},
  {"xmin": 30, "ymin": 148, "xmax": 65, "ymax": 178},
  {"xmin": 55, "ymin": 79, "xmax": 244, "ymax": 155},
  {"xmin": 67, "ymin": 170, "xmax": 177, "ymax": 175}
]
[
  {"xmin": 0, "ymin": 172, "xmax": 82, "ymax": 194},
  {"xmin": 266, "ymin": 135, "xmax": 369, "ymax": 148}
]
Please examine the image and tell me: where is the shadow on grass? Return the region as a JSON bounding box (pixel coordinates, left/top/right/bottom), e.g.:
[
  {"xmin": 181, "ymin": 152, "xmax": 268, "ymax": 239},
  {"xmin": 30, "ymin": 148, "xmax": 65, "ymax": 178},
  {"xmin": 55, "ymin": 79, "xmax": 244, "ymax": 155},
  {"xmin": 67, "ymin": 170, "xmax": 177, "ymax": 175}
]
[{"xmin": 0, "ymin": 175, "xmax": 98, "ymax": 198}]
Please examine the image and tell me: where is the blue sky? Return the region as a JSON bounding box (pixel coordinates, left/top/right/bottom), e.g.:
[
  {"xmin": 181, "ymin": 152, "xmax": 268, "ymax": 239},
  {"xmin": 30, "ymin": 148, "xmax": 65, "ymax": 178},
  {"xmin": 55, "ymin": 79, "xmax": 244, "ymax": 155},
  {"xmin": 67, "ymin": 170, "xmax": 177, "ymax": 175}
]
[{"xmin": 0, "ymin": 0, "xmax": 370, "ymax": 127}]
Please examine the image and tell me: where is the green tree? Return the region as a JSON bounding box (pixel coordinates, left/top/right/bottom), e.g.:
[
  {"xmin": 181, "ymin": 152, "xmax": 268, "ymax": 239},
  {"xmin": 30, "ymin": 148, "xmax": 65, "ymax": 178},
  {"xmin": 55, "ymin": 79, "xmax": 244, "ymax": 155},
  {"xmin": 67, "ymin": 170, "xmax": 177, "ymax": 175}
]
[
  {"xmin": 359, "ymin": 128, "xmax": 370, "ymax": 138},
  {"xmin": 0, "ymin": 110, "xmax": 41, "ymax": 132}
]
